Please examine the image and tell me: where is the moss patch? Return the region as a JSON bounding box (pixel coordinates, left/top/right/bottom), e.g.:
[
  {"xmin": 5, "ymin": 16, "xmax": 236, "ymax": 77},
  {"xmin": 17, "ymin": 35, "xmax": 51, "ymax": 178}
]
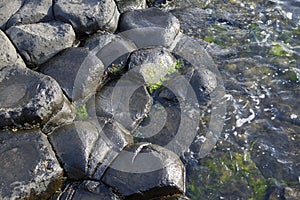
[
  {"xmin": 76, "ymin": 104, "xmax": 88, "ymax": 120},
  {"xmin": 187, "ymin": 146, "xmax": 269, "ymax": 199}
]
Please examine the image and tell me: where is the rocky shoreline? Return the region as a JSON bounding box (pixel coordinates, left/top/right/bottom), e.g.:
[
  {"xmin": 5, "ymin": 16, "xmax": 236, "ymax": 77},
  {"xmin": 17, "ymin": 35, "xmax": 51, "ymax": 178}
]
[{"xmin": 0, "ymin": 1, "xmax": 221, "ymax": 199}]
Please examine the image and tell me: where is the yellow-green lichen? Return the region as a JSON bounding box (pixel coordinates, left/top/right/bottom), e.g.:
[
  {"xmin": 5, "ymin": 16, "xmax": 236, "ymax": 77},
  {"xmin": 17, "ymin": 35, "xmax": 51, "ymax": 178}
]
[
  {"xmin": 147, "ymin": 59, "xmax": 184, "ymax": 93},
  {"xmin": 76, "ymin": 104, "xmax": 88, "ymax": 120}
]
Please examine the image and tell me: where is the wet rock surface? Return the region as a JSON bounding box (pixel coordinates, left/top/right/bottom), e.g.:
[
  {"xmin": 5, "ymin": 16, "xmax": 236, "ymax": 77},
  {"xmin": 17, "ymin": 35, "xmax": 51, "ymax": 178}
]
[
  {"xmin": 6, "ymin": 21, "xmax": 75, "ymax": 66},
  {"xmin": 54, "ymin": 0, "xmax": 120, "ymax": 34},
  {"xmin": 102, "ymin": 143, "xmax": 185, "ymax": 200},
  {"xmin": 40, "ymin": 47, "xmax": 105, "ymax": 104},
  {"xmin": 95, "ymin": 78, "xmax": 152, "ymax": 131},
  {"xmin": 128, "ymin": 47, "xmax": 176, "ymax": 86},
  {"xmin": 84, "ymin": 32, "xmax": 137, "ymax": 72},
  {"xmin": 58, "ymin": 181, "xmax": 121, "ymax": 200},
  {"xmin": 6, "ymin": 0, "xmax": 53, "ymax": 29},
  {"xmin": 0, "ymin": 65, "xmax": 65, "ymax": 130},
  {"xmin": 1, "ymin": 0, "xmax": 298, "ymax": 199},
  {"xmin": 119, "ymin": 7, "xmax": 180, "ymax": 48},
  {"xmin": 0, "ymin": 129, "xmax": 63, "ymax": 199},
  {"xmin": 49, "ymin": 119, "xmax": 133, "ymax": 180}
]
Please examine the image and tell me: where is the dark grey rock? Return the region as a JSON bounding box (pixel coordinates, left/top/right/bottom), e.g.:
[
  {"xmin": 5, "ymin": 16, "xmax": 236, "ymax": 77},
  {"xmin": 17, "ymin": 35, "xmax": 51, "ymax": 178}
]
[
  {"xmin": 6, "ymin": 21, "xmax": 75, "ymax": 66},
  {"xmin": 0, "ymin": 0, "xmax": 23, "ymax": 30},
  {"xmin": 171, "ymin": 7, "xmax": 209, "ymax": 39},
  {"xmin": 6, "ymin": 0, "xmax": 53, "ymax": 29},
  {"xmin": 54, "ymin": 0, "xmax": 120, "ymax": 34},
  {"xmin": 84, "ymin": 32, "xmax": 136, "ymax": 72},
  {"xmin": 189, "ymin": 67, "xmax": 218, "ymax": 95},
  {"xmin": 0, "ymin": 129, "xmax": 63, "ymax": 199},
  {"xmin": 58, "ymin": 181, "xmax": 120, "ymax": 200},
  {"xmin": 170, "ymin": 35, "xmax": 218, "ymax": 96},
  {"xmin": 171, "ymin": 34, "xmax": 217, "ymax": 74},
  {"xmin": 119, "ymin": 7, "xmax": 180, "ymax": 48},
  {"xmin": 128, "ymin": 47, "xmax": 177, "ymax": 86},
  {"xmin": 48, "ymin": 119, "xmax": 133, "ymax": 180},
  {"xmin": 251, "ymin": 132, "xmax": 300, "ymax": 183},
  {"xmin": 0, "ymin": 30, "xmax": 23, "ymax": 70},
  {"xmin": 0, "ymin": 65, "xmax": 65, "ymax": 130},
  {"xmin": 40, "ymin": 47, "xmax": 105, "ymax": 104},
  {"xmin": 102, "ymin": 143, "xmax": 185, "ymax": 200},
  {"xmin": 134, "ymin": 99, "xmax": 199, "ymax": 155},
  {"xmin": 116, "ymin": 0, "xmax": 147, "ymax": 13},
  {"xmin": 95, "ymin": 78, "xmax": 152, "ymax": 131},
  {"xmin": 42, "ymin": 97, "xmax": 76, "ymax": 134}
]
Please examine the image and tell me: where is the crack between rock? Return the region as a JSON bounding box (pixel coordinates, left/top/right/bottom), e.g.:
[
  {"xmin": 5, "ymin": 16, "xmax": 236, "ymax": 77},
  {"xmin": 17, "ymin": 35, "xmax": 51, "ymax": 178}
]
[{"xmin": 52, "ymin": 0, "xmax": 56, "ymax": 21}]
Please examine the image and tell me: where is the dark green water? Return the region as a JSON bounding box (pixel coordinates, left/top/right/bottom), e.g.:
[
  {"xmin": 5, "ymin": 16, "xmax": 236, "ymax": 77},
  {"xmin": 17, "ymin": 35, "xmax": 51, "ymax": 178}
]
[{"xmin": 154, "ymin": 0, "xmax": 300, "ymax": 199}]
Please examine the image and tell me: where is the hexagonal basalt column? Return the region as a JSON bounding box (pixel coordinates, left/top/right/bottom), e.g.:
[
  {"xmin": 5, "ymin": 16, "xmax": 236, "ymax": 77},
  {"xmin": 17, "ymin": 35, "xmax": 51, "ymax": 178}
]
[
  {"xmin": 54, "ymin": 0, "xmax": 120, "ymax": 34},
  {"xmin": 102, "ymin": 143, "xmax": 186, "ymax": 200},
  {"xmin": 40, "ymin": 47, "xmax": 105, "ymax": 105},
  {"xmin": 6, "ymin": 22, "xmax": 75, "ymax": 66},
  {"xmin": 0, "ymin": 65, "xmax": 67, "ymax": 130},
  {"xmin": 119, "ymin": 7, "xmax": 180, "ymax": 48},
  {"xmin": 0, "ymin": 129, "xmax": 63, "ymax": 199},
  {"xmin": 48, "ymin": 119, "xmax": 133, "ymax": 180}
]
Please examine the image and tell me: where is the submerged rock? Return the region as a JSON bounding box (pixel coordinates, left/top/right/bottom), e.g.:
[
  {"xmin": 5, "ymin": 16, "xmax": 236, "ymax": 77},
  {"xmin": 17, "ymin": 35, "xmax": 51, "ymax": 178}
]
[
  {"xmin": 0, "ymin": 129, "xmax": 63, "ymax": 199},
  {"xmin": 251, "ymin": 132, "xmax": 300, "ymax": 183},
  {"xmin": 6, "ymin": 0, "xmax": 53, "ymax": 29},
  {"xmin": 58, "ymin": 181, "xmax": 120, "ymax": 200},
  {"xmin": 0, "ymin": 65, "xmax": 65, "ymax": 130},
  {"xmin": 119, "ymin": 7, "xmax": 180, "ymax": 48},
  {"xmin": 54, "ymin": 0, "xmax": 120, "ymax": 34},
  {"xmin": 95, "ymin": 78, "xmax": 152, "ymax": 131},
  {"xmin": 116, "ymin": 0, "xmax": 147, "ymax": 13},
  {"xmin": 171, "ymin": 7, "xmax": 209, "ymax": 39},
  {"xmin": 84, "ymin": 32, "xmax": 136, "ymax": 72},
  {"xmin": 6, "ymin": 22, "xmax": 75, "ymax": 66},
  {"xmin": 0, "ymin": 0, "xmax": 23, "ymax": 30},
  {"xmin": 48, "ymin": 119, "xmax": 133, "ymax": 180},
  {"xmin": 40, "ymin": 47, "xmax": 105, "ymax": 104},
  {"xmin": 102, "ymin": 143, "xmax": 185, "ymax": 200}
]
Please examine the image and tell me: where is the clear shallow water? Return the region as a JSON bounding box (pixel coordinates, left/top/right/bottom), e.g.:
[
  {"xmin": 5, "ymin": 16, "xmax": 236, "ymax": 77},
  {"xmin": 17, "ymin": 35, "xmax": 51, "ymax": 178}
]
[{"xmin": 154, "ymin": 0, "xmax": 300, "ymax": 199}]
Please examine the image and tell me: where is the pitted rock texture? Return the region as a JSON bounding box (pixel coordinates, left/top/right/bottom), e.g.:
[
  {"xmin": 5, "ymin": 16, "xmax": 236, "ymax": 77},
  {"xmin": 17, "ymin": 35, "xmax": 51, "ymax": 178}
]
[
  {"xmin": 54, "ymin": 0, "xmax": 120, "ymax": 34},
  {"xmin": 0, "ymin": 0, "xmax": 23, "ymax": 30},
  {"xmin": 59, "ymin": 181, "xmax": 121, "ymax": 200},
  {"xmin": 0, "ymin": 30, "xmax": 22, "ymax": 70},
  {"xmin": 116, "ymin": 0, "xmax": 147, "ymax": 13},
  {"xmin": 6, "ymin": 0, "xmax": 53, "ymax": 29},
  {"xmin": 0, "ymin": 65, "xmax": 65, "ymax": 130},
  {"xmin": 49, "ymin": 119, "xmax": 133, "ymax": 180},
  {"xmin": 40, "ymin": 47, "xmax": 105, "ymax": 104},
  {"xmin": 128, "ymin": 47, "xmax": 176, "ymax": 86},
  {"xmin": 0, "ymin": 129, "xmax": 63, "ymax": 199},
  {"xmin": 84, "ymin": 32, "xmax": 137, "ymax": 72},
  {"xmin": 102, "ymin": 143, "xmax": 186, "ymax": 200},
  {"xmin": 6, "ymin": 21, "xmax": 75, "ymax": 66},
  {"xmin": 95, "ymin": 78, "xmax": 152, "ymax": 131},
  {"xmin": 119, "ymin": 7, "xmax": 180, "ymax": 48}
]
